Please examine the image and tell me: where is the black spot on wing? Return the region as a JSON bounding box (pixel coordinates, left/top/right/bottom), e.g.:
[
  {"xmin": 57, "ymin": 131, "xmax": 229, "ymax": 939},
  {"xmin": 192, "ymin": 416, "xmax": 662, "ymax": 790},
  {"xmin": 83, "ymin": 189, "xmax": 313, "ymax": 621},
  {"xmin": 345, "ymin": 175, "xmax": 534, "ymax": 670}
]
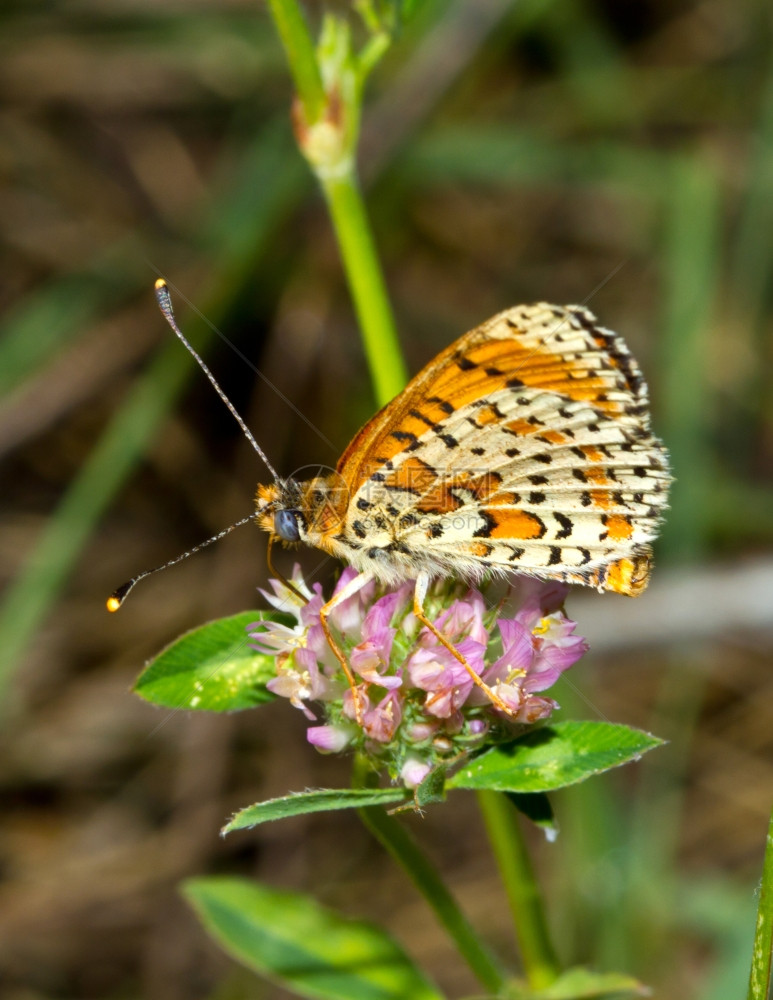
[
  {"xmin": 390, "ymin": 430, "xmax": 419, "ymax": 446},
  {"xmin": 410, "ymin": 408, "xmax": 441, "ymax": 431},
  {"xmin": 428, "ymin": 395, "xmax": 454, "ymax": 415},
  {"xmin": 473, "ymin": 510, "xmax": 498, "ymax": 538}
]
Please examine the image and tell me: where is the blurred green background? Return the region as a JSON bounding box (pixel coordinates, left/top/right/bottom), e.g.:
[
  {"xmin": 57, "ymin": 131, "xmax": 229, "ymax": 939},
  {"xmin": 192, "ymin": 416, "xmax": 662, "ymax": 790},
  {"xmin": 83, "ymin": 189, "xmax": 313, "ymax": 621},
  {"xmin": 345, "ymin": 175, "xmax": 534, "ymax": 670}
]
[{"xmin": 1, "ymin": 1, "xmax": 772, "ymax": 997}]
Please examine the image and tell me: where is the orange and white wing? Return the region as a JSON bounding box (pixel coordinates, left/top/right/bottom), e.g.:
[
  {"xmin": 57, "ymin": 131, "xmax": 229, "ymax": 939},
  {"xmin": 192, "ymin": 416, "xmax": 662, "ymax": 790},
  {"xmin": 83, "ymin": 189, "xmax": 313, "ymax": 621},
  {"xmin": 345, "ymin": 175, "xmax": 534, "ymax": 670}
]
[{"xmin": 330, "ymin": 303, "xmax": 671, "ymax": 596}]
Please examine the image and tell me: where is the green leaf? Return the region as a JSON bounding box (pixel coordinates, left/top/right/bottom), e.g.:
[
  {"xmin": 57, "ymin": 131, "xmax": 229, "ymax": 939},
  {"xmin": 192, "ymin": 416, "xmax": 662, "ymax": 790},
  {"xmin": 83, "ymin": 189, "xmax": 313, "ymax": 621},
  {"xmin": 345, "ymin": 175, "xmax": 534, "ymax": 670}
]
[
  {"xmin": 224, "ymin": 787, "xmax": 409, "ymax": 833},
  {"xmin": 134, "ymin": 611, "xmax": 281, "ymax": 712},
  {"xmin": 447, "ymin": 722, "xmax": 663, "ymax": 794},
  {"xmin": 506, "ymin": 792, "xmax": 556, "ymax": 837},
  {"xmin": 508, "ymin": 965, "xmax": 648, "ymax": 998},
  {"xmin": 183, "ymin": 877, "xmax": 445, "ymax": 1000},
  {"xmin": 225, "ymin": 724, "xmax": 662, "ymax": 832},
  {"xmin": 413, "ymin": 766, "xmax": 447, "ymax": 807}
]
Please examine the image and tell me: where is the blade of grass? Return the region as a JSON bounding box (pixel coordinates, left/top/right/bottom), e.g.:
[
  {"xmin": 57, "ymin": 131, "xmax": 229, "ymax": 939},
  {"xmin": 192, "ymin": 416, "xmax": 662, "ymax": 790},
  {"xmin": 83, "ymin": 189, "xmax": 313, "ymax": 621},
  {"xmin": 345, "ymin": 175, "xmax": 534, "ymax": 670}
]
[
  {"xmin": 658, "ymin": 154, "xmax": 722, "ymax": 562},
  {"xmin": 748, "ymin": 808, "xmax": 773, "ymax": 1000},
  {"xmin": 619, "ymin": 657, "xmax": 706, "ymax": 974},
  {"xmin": 730, "ymin": 49, "xmax": 773, "ymax": 340}
]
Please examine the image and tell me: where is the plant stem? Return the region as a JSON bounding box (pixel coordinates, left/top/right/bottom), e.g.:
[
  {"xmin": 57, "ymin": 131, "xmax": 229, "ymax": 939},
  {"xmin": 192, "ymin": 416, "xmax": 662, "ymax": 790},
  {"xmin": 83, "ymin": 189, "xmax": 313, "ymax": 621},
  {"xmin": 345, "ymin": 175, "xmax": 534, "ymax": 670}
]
[
  {"xmin": 477, "ymin": 790, "xmax": 560, "ymax": 989},
  {"xmin": 353, "ymin": 756, "xmax": 505, "ymax": 993},
  {"xmin": 266, "ymin": 2, "xmax": 407, "ymax": 406},
  {"xmin": 321, "ymin": 171, "xmax": 408, "ymax": 405},
  {"xmin": 265, "ymin": 0, "xmax": 325, "ymax": 124}
]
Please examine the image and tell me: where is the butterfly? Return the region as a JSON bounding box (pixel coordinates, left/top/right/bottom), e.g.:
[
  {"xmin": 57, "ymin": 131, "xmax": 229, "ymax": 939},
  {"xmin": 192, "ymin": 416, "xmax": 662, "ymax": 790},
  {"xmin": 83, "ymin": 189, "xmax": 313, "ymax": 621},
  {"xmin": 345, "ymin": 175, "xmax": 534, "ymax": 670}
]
[
  {"xmin": 111, "ymin": 283, "xmax": 671, "ymax": 720},
  {"xmin": 254, "ymin": 300, "xmax": 670, "ymax": 714}
]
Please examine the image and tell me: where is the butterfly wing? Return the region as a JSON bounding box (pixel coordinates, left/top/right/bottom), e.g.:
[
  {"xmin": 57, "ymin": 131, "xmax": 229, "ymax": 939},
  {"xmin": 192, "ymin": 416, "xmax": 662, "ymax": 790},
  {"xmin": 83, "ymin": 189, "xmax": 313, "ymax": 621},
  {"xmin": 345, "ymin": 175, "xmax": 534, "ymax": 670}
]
[{"xmin": 327, "ymin": 303, "xmax": 670, "ymax": 596}]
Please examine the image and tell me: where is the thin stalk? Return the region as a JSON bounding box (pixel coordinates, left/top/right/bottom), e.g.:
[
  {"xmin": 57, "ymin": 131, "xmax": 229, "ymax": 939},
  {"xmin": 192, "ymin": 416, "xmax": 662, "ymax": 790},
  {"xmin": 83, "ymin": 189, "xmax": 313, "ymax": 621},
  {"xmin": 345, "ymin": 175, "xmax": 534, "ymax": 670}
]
[
  {"xmin": 353, "ymin": 756, "xmax": 506, "ymax": 993},
  {"xmin": 477, "ymin": 789, "xmax": 560, "ymax": 990},
  {"xmin": 321, "ymin": 172, "xmax": 407, "ymax": 405},
  {"xmin": 266, "ymin": 0, "xmax": 326, "ymax": 124},
  {"xmin": 266, "ymin": 2, "xmax": 407, "ymax": 405}
]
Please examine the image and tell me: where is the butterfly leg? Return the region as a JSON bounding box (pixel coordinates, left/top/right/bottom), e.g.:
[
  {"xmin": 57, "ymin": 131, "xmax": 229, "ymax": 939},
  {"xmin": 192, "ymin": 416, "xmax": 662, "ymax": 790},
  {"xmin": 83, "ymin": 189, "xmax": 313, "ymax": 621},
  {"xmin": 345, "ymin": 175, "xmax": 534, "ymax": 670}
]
[
  {"xmin": 412, "ymin": 571, "xmax": 517, "ymax": 718},
  {"xmin": 319, "ymin": 571, "xmax": 374, "ymax": 725}
]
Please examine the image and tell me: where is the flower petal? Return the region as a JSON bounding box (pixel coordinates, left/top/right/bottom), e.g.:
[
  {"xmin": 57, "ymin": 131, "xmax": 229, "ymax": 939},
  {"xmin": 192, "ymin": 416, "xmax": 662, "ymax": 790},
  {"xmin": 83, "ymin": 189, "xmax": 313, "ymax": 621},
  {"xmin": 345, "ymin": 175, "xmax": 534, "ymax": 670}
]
[
  {"xmin": 307, "ymin": 724, "xmax": 355, "ymax": 753},
  {"xmin": 363, "ymin": 691, "xmax": 402, "ymax": 743},
  {"xmin": 400, "ymin": 755, "xmax": 431, "ymax": 788},
  {"xmin": 329, "ymin": 569, "xmax": 376, "ymax": 633}
]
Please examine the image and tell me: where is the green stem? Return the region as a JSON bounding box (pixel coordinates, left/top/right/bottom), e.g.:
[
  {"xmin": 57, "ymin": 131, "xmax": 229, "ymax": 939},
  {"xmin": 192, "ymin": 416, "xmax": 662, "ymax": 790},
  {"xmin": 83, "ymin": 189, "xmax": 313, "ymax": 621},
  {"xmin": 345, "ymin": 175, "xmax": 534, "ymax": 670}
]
[
  {"xmin": 353, "ymin": 757, "xmax": 505, "ymax": 993},
  {"xmin": 266, "ymin": 0, "xmax": 326, "ymax": 124},
  {"xmin": 477, "ymin": 790, "xmax": 560, "ymax": 989},
  {"xmin": 321, "ymin": 171, "xmax": 407, "ymax": 404},
  {"xmin": 267, "ymin": 2, "xmax": 406, "ymax": 405}
]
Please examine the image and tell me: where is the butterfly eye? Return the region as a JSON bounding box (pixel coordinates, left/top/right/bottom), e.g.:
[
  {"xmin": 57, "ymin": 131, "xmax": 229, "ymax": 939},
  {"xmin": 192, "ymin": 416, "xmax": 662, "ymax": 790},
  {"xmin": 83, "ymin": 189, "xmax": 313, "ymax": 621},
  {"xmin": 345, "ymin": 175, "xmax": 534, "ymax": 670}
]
[{"xmin": 274, "ymin": 509, "xmax": 301, "ymax": 542}]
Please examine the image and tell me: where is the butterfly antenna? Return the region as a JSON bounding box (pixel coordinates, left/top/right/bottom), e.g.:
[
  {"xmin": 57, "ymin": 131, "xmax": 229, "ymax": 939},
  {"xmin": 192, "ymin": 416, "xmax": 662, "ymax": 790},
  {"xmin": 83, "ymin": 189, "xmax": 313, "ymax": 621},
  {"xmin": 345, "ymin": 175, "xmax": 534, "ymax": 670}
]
[
  {"xmin": 106, "ymin": 514, "xmax": 255, "ymax": 612},
  {"xmin": 154, "ymin": 278, "xmax": 280, "ymax": 481}
]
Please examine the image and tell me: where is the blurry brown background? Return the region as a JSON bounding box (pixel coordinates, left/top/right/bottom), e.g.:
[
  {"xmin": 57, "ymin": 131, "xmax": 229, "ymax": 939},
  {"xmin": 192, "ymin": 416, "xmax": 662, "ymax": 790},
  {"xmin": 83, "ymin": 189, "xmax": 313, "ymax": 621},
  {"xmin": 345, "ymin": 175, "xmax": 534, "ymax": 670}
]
[{"xmin": 1, "ymin": 1, "xmax": 773, "ymax": 998}]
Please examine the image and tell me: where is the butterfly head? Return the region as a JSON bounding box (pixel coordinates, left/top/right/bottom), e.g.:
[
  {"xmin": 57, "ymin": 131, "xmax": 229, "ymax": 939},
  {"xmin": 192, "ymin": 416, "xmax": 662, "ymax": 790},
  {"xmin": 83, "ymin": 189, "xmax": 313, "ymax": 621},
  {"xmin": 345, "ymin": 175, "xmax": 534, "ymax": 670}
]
[
  {"xmin": 255, "ymin": 480, "xmax": 304, "ymax": 544},
  {"xmin": 256, "ymin": 472, "xmax": 349, "ymax": 548}
]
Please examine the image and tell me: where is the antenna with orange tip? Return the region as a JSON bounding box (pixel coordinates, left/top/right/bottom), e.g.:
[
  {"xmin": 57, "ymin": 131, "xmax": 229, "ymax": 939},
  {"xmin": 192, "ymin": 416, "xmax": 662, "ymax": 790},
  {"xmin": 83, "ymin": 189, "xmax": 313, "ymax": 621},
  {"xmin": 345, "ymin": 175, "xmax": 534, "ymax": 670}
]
[
  {"xmin": 106, "ymin": 514, "xmax": 255, "ymax": 611},
  {"xmin": 107, "ymin": 279, "xmax": 276, "ymax": 611}
]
